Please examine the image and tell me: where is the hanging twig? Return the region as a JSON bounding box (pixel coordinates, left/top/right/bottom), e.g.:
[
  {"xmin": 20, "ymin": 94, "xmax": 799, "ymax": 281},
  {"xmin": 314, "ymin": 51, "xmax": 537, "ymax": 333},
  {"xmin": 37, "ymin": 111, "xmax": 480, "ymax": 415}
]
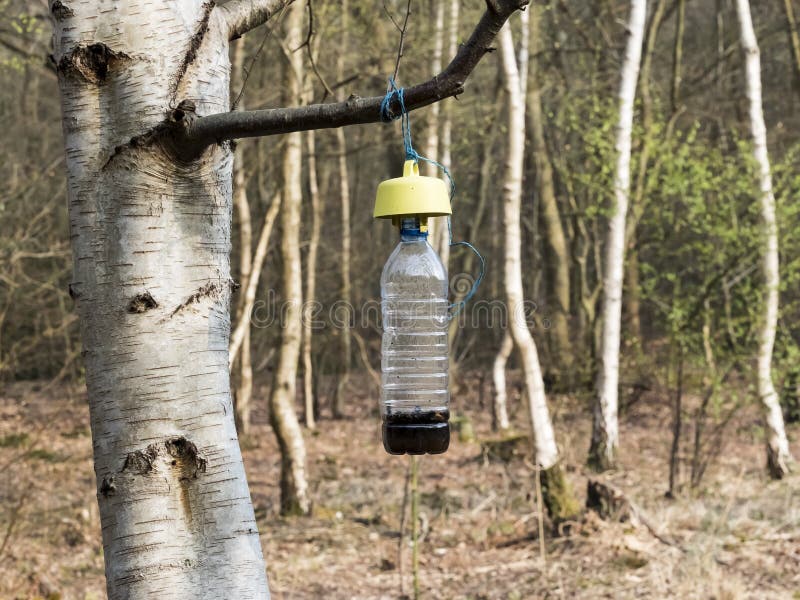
[
  {"xmin": 385, "ymin": 0, "xmax": 413, "ymax": 83},
  {"xmin": 303, "ymin": 0, "xmax": 335, "ymax": 100},
  {"xmin": 232, "ymin": 22, "xmax": 277, "ymax": 110}
]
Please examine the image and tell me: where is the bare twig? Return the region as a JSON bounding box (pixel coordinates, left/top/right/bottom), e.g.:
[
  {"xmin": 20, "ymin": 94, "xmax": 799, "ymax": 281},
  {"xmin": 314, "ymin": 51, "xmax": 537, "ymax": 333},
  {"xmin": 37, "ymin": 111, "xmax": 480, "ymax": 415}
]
[
  {"xmin": 386, "ymin": 0, "xmax": 413, "ymax": 83},
  {"xmin": 232, "ymin": 24, "xmax": 276, "ymax": 110},
  {"xmin": 304, "ymin": 0, "xmax": 335, "ymax": 100},
  {"xmin": 174, "ymin": 0, "xmax": 529, "ymax": 157}
]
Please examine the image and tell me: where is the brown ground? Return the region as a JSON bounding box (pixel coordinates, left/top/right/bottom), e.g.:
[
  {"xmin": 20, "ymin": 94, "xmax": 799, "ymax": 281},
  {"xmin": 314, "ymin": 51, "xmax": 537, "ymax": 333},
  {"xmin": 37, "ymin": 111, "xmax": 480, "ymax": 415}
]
[{"xmin": 1, "ymin": 374, "xmax": 799, "ymax": 600}]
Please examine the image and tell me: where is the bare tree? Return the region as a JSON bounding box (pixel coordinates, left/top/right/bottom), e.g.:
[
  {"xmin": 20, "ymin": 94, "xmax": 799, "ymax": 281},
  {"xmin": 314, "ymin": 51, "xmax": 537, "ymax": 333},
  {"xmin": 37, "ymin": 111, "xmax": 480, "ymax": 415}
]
[
  {"xmin": 333, "ymin": 0, "xmax": 352, "ymax": 419},
  {"xmin": 589, "ymin": 0, "xmax": 647, "ymax": 472},
  {"xmin": 50, "ymin": 0, "xmax": 527, "ymax": 594},
  {"xmin": 782, "ymin": 0, "xmax": 800, "ymax": 94},
  {"xmin": 302, "ymin": 129, "xmax": 322, "ymax": 430},
  {"xmin": 231, "ymin": 39, "xmax": 254, "ymax": 435},
  {"xmin": 499, "ymin": 13, "xmax": 577, "ymax": 520},
  {"xmin": 527, "ymin": 2, "xmax": 571, "ymax": 371},
  {"xmin": 269, "ymin": 1, "xmax": 311, "ymax": 516},
  {"xmin": 433, "ymin": 0, "xmax": 459, "ymax": 267},
  {"xmin": 735, "ymin": 0, "xmax": 794, "ymax": 479}
]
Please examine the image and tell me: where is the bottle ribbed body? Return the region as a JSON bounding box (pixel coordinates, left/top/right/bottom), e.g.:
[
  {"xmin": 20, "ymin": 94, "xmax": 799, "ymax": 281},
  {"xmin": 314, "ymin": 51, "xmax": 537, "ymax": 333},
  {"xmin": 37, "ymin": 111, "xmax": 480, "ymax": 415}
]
[{"xmin": 380, "ymin": 220, "xmax": 449, "ymax": 454}]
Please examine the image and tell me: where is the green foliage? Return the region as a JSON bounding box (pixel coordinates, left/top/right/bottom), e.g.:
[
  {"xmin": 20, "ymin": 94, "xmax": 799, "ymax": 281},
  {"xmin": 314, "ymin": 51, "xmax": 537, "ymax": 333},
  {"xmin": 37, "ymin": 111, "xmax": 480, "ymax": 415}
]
[{"xmin": 638, "ymin": 124, "xmax": 761, "ymax": 367}]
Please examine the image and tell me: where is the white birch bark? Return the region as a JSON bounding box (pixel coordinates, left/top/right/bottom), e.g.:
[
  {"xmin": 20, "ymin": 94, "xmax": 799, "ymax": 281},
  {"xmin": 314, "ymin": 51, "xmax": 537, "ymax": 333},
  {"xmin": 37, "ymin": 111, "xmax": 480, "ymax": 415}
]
[
  {"xmin": 434, "ymin": 0, "xmax": 459, "ymax": 265},
  {"xmin": 424, "ymin": 0, "xmax": 445, "ymax": 245},
  {"xmin": 333, "ymin": 0, "xmax": 352, "ymax": 417},
  {"xmin": 51, "ymin": 1, "xmax": 269, "ymax": 597},
  {"xmin": 229, "ymin": 190, "xmax": 280, "ymax": 369},
  {"xmin": 269, "ymin": 0, "xmax": 311, "ymax": 514},
  {"xmin": 735, "ymin": 0, "xmax": 794, "ymax": 478},
  {"xmin": 302, "ymin": 129, "xmax": 321, "ymax": 430},
  {"xmin": 498, "ymin": 17, "xmax": 558, "ymax": 470},
  {"xmin": 492, "ymin": 330, "xmax": 513, "ymax": 431},
  {"xmin": 231, "ymin": 39, "xmax": 254, "ymax": 435},
  {"xmin": 590, "ymin": 0, "xmax": 646, "ymax": 471}
]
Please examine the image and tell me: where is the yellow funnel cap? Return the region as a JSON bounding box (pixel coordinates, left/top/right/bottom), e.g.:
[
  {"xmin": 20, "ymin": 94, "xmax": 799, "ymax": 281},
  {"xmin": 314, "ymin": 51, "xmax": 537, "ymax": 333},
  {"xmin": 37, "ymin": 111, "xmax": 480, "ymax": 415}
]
[{"xmin": 374, "ymin": 160, "xmax": 452, "ymax": 219}]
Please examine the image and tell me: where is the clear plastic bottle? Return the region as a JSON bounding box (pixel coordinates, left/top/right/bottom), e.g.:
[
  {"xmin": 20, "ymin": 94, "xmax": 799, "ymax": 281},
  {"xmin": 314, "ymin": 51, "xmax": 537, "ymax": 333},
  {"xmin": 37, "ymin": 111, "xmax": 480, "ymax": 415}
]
[{"xmin": 381, "ymin": 216, "xmax": 450, "ymax": 455}]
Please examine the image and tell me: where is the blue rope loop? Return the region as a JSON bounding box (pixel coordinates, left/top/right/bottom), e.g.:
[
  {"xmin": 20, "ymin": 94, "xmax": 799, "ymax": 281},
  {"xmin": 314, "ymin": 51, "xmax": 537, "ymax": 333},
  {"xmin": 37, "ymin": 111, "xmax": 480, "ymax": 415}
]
[{"xmin": 380, "ymin": 78, "xmax": 486, "ymax": 320}]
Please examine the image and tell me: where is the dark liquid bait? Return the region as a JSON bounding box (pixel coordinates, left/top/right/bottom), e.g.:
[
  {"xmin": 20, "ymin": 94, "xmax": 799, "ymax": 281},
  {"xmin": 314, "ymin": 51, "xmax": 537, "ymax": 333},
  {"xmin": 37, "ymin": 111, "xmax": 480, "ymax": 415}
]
[{"xmin": 382, "ymin": 410, "xmax": 450, "ymax": 455}]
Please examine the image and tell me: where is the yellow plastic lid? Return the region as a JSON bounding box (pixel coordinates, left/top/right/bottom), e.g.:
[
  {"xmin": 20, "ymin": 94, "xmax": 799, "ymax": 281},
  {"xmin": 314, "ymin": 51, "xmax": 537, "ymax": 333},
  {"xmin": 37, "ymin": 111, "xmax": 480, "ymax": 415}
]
[{"xmin": 374, "ymin": 160, "xmax": 452, "ymax": 219}]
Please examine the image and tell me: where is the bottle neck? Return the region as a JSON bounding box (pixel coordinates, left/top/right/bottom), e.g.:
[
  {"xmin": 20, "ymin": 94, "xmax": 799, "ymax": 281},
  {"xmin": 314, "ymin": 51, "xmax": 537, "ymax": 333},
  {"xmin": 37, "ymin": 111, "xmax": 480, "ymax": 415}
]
[{"xmin": 398, "ymin": 217, "xmax": 428, "ymax": 242}]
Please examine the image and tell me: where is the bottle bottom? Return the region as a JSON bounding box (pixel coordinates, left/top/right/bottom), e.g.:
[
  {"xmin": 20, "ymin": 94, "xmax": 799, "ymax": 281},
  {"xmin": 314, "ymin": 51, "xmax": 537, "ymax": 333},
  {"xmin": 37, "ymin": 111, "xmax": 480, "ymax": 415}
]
[{"xmin": 382, "ymin": 411, "xmax": 450, "ymax": 455}]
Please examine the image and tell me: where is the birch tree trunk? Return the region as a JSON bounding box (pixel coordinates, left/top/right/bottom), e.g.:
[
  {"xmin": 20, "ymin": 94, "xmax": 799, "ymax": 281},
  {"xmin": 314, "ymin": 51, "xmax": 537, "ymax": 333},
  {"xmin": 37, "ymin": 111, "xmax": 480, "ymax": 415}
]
[
  {"xmin": 499, "ymin": 18, "xmax": 578, "ymax": 521},
  {"xmin": 735, "ymin": 0, "xmax": 794, "ymax": 479},
  {"xmin": 51, "ymin": 2, "xmax": 269, "ymax": 597},
  {"xmin": 424, "ymin": 0, "xmax": 445, "ymax": 244},
  {"xmin": 527, "ymin": 3, "xmax": 571, "ymax": 372},
  {"xmin": 302, "ymin": 129, "xmax": 322, "ymax": 430},
  {"xmin": 270, "ymin": 1, "xmax": 311, "ymax": 514},
  {"xmin": 433, "ymin": 0, "xmax": 459, "ymax": 265},
  {"xmin": 333, "ymin": 0, "xmax": 352, "ymax": 419},
  {"xmin": 588, "ymin": 0, "xmax": 646, "ymax": 473},
  {"xmin": 231, "ymin": 39, "xmax": 254, "ymax": 436},
  {"xmin": 492, "ymin": 331, "xmax": 513, "ymax": 431}
]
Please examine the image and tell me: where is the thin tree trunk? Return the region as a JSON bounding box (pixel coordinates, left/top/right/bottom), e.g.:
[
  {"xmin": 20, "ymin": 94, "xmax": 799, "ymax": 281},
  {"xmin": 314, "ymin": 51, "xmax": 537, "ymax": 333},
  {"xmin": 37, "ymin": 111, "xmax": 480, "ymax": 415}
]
[
  {"xmin": 782, "ymin": 0, "xmax": 800, "ymax": 97},
  {"xmin": 671, "ymin": 0, "xmax": 686, "ymax": 114},
  {"xmin": 492, "ymin": 331, "xmax": 513, "ymax": 431},
  {"xmin": 499, "ymin": 17, "xmax": 578, "ymax": 521},
  {"xmin": 302, "ymin": 129, "xmax": 322, "ymax": 430},
  {"xmin": 52, "ymin": 3, "xmax": 269, "ymax": 597},
  {"xmin": 229, "ymin": 184, "xmax": 280, "ymax": 370},
  {"xmin": 528, "ymin": 3, "xmax": 571, "ymax": 372},
  {"xmin": 270, "ymin": 1, "xmax": 311, "ymax": 515},
  {"xmin": 589, "ymin": 0, "xmax": 646, "ymax": 472},
  {"xmin": 667, "ymin": 348, "xmax": 684, "ymax": 498},
  {"xmin": 735, "ymin": 0, "xmax": 794, "ymax": 479},
  {"xmin": 231, "ymin": 39, "xmax": 254, "ymax": 435},
  {"xmin": 333, "ymin": 0, "xmax": 352, "ymax": 418},
  {"xmin": 627, "ymin": 0, "xmax": 668, "ymax": 345},
  {"xmin": 433, "ymin": 0, "xmax": 459, "ymax": 265},
  {"xmin": 424, "ymin": 0, "xmax": 445, "ymax": 244}
]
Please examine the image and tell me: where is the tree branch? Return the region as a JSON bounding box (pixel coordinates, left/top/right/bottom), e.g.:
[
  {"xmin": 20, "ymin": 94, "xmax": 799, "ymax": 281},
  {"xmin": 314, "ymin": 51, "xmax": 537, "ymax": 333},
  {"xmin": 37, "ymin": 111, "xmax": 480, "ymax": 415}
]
[
  {"xmin": 219, "ymin": 0, "xmax": 296, "ymax": 41},
  {"xmin": 178, "ymin": 0, "xmax": 528, "ymax": 155}
]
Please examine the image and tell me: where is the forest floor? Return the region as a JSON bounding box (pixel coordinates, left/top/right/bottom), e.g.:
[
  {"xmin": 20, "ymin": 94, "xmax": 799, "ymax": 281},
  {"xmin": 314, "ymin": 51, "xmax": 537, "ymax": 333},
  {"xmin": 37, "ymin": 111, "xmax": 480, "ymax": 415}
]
[{"xmin": 1, "ymin": 372, "xmax": 799, "ymax": 600}]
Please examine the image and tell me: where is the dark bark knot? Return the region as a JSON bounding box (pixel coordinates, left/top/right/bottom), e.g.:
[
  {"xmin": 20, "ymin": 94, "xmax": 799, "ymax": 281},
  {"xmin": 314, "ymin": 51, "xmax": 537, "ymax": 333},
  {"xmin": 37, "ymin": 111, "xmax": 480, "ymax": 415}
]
[
  {"xmin": 128, "ymin": 291, "xmax": 158, "ymax": 314},
  {"xmin": 57, "ymin": 44, "xmax": 130, "ymax": 84},
  {"xmin": 99, "ymin": 475, "xmax": 116, "ymax": 498},
  {"xmin": 50, "ymin": 0, "xmax": 74, "ymax": 19},
  {"xmin": 122, "ymin": 444, "xmax": 158, "ymax": 475},
  {"xmin": 165, "ymin": 438, "xmax": 207, "ymax": 481}
]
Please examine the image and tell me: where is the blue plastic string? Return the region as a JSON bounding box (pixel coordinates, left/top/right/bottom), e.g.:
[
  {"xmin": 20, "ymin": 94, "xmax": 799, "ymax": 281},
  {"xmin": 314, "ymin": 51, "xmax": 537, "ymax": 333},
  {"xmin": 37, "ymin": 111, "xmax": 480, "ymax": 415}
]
[{"xmin": 381, "ymin": 78, "xmax": 485, "ymax": 319}]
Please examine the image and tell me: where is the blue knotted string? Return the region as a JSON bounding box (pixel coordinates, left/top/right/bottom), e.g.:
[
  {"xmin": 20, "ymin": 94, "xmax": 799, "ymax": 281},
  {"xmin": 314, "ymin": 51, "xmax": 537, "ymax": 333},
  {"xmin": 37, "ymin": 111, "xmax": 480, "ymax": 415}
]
[{"xmin": 380, "ymin": 78, "xmax": 485, "ymax": 319}]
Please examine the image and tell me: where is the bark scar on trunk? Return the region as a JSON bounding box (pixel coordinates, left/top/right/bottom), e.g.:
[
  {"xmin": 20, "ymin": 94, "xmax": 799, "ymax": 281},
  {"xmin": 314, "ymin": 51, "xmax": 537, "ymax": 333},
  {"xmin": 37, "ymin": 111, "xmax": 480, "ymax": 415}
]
[
  {"xmin": 99, "ymin": 475, "xmax": 116, "ymax": 498},
  {"xmin": 122, "ymin": 444, "xmax": 159, "ymax": 474},
  {"xmin": 165, "ymin": 437, "xmax": 208, "ymax": 480},
  {"xmin": 57, "ymin": 43, "xmax": 131, "ymax": 84},
  {"xmin": 50, "ymin": 0, "xmax": 74, "ymax": 19},
  {"xmin": 170, "ymin": 0, "xmax": 216, "ymax": 101},
  {"xmin": 127, "ymin": 291, "xmax": 158, "ymax": 314},
  {"xmin": 168, "ymin": 281, "xmax": 225, "ymax": 318}
]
